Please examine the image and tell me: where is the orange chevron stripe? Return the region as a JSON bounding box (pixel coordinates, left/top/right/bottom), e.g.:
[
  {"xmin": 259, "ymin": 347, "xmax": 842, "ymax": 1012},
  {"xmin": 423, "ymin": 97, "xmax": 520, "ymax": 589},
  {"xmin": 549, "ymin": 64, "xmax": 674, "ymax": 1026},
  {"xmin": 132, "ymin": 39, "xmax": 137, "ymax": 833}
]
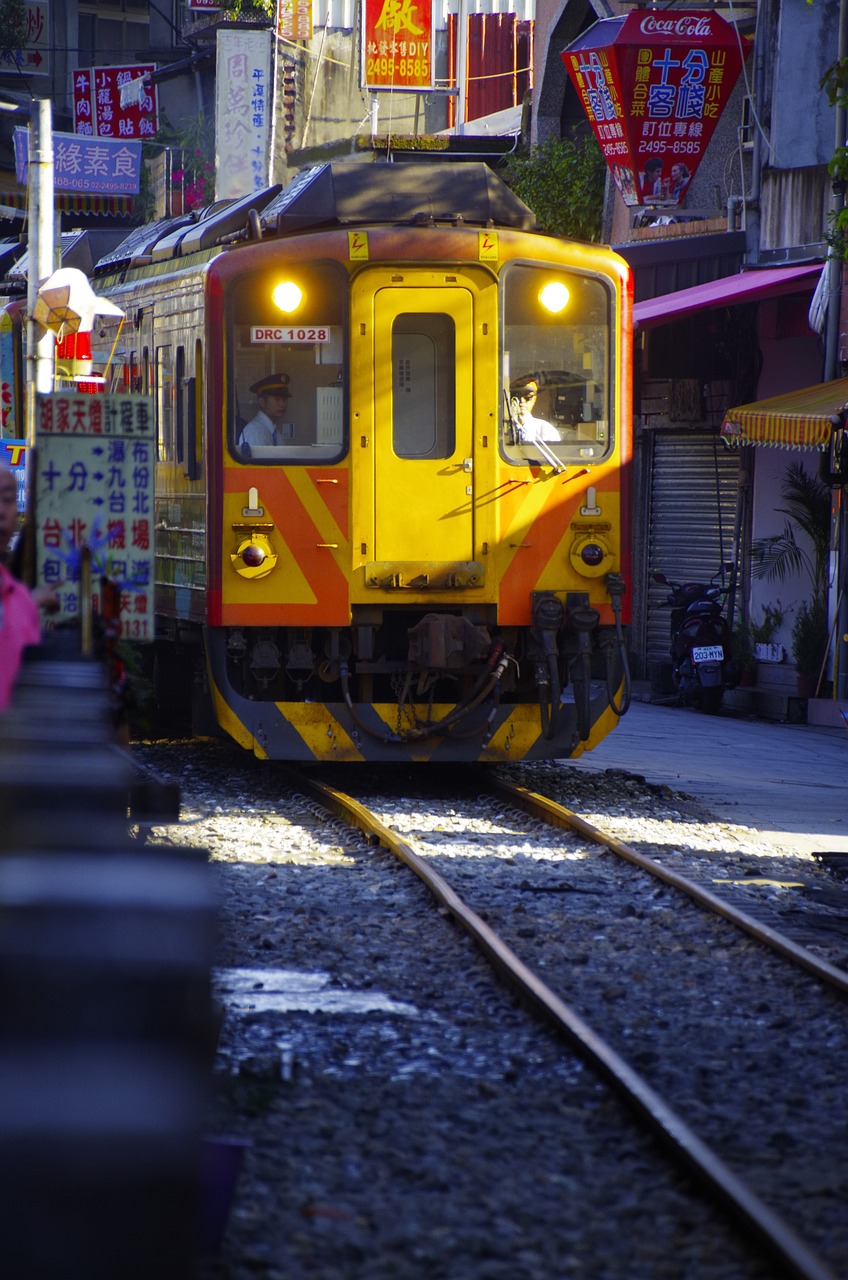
[
  {"xmin": 306, "ymin": 467, "xmax": 350, "ymax": 539},
  {"xmin": 499, "ymin": 468, "xmax": 620, "ymax": 621},
  {"xmin": 222, "ymin": 466, "xmax": 350, "ymax": 623}
]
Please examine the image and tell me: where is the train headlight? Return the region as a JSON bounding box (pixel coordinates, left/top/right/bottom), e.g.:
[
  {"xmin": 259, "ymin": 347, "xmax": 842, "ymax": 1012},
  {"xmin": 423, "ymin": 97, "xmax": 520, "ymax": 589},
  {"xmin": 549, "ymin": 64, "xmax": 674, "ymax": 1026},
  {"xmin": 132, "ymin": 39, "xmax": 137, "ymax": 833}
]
[
  {"xmin": 231, "ymin": 533, "xmax": 278, "ymax": 579},
  {"xmin": 243, "ymin": 543, "xmax": 266, "ymax": 568},
  {"xmin": 273, "ymin": 281, "xmax": 303, "ymax": 313},
  {"xmin": 539, "ymin": 281, "xmax": 570, "ymax": 314},
  {"xmin": 569, "ymin": 533, "xmax": 614, "ymax": 578}
]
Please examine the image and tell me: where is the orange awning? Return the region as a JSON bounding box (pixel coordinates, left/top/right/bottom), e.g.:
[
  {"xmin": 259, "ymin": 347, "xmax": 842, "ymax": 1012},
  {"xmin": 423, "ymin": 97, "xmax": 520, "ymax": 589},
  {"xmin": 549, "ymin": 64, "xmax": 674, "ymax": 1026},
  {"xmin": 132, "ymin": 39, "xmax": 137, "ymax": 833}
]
[{"xmin": 720, "ymin": 377, "xmax": 848, "ymax": 449}]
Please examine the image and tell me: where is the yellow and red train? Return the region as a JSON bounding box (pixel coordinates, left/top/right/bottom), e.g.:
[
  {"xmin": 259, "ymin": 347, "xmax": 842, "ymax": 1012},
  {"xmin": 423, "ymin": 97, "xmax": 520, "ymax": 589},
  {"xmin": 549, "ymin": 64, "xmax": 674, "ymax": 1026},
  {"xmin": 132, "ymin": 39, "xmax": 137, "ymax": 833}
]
[{"xmin": 8, "ymin": 161, "xmax": 634, "ymax": 762}]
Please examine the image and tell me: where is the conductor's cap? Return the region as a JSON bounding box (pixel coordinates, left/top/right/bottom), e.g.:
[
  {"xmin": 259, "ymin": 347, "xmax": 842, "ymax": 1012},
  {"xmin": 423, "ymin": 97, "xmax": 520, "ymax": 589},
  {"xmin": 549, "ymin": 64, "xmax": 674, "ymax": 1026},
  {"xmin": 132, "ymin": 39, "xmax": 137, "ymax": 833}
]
[
  {"xmin": 251, "ymin": 373, "xmax": 291, "ymax": 396},
  {"xmin": 511, "ymin": 374, "xmax": 539, "ymax": 394}
]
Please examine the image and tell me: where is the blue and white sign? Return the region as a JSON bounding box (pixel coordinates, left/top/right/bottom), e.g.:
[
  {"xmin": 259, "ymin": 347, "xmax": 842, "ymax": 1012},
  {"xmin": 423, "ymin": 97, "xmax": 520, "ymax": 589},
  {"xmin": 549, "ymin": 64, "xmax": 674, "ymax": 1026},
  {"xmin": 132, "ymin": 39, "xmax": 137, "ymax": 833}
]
[
  {"xmin": 1, "ymin": 440, "xmax": 27, "ymax": 513},
  {"xmin": 14, "ymin": 128, "xmax": 142, "ymax": 196},
  {"xmin": 34, "ymin": 394, "xmax": 155, "ymax": 640}
]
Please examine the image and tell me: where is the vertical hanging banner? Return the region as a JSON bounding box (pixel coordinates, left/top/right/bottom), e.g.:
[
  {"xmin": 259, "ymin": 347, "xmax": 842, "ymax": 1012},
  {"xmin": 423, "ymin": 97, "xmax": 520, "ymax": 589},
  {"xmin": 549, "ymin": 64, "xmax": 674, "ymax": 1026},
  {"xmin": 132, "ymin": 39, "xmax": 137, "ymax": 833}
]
[
  {"xmin": 215, "ymin": 29, "xmax": 273, "ymax": 201},
  {"xmin": 361, "ymin": 0, "xmax": 434, "ymax": 91},
  {"xmin": 34, "ymin": 394, "xmax": 155, "ymax": 640},
  {"xmin": 73, "ymin": 64, "xmax": 158, "ymax": 139},
  {"xmin": 1, "ymin": 311, "xmax": 20, "ymax": 439},
  {"xmin": 562, "ymin": 12, "xmax": 750, "ymax": 208},
  {"xmin": 279, "ymin": 0, "xmax": 312, "ymax": 42}
]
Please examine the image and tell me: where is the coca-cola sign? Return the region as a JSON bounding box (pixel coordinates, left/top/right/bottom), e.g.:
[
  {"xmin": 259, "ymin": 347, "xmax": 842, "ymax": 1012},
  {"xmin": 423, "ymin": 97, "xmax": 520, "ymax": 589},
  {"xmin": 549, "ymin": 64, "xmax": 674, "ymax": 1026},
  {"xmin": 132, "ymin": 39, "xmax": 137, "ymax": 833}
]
[
  {"xmin": 638, "ymin": 15, "xmax": 713, "ymax": 38},
  {"xmin": 562, "ymin": 11, "xmax": 749, "ymax": 208}
]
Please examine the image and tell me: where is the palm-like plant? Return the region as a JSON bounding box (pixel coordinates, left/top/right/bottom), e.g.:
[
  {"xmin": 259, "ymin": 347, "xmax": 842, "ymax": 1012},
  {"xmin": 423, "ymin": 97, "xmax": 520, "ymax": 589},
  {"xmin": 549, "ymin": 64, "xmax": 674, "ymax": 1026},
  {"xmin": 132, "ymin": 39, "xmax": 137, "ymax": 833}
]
[
  {"xmin": 752, "ymin": 462, "xmax": 831, "ymax": 690},
  {"xmin": 751, "ymin": 461, "xmax": 831, "ymax": 609}
]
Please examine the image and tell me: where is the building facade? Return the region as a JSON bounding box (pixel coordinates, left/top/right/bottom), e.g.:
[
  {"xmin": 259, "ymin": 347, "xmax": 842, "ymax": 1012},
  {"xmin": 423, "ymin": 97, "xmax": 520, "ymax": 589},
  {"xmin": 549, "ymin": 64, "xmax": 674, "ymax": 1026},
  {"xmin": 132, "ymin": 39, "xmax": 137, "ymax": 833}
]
[{"xmin": 532, "ymin": 0, "xmax": 845, "ymax": 709}]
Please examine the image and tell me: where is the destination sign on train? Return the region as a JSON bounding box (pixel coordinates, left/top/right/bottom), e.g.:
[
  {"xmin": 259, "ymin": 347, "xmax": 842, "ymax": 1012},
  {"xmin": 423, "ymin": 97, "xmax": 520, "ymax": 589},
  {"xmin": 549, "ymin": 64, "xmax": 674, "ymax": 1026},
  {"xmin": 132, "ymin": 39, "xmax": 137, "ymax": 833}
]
[{"xmin": 251, "ymin": 326, "xmax": 332, "ymax": 344}]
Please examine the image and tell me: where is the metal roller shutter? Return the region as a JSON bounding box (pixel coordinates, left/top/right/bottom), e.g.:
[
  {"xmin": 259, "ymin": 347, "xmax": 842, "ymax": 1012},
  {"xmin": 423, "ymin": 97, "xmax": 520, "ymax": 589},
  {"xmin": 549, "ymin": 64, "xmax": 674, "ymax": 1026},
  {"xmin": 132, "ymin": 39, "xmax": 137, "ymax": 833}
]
[{"xmin": 646, "ymin": 432, "xmax": 740, "ymax": 669}]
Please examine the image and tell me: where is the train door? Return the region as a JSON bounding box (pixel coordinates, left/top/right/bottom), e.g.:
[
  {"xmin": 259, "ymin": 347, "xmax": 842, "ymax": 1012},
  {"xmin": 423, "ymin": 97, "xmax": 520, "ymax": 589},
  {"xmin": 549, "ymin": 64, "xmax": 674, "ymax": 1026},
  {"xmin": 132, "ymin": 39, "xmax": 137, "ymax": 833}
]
[{"xmin": 353, "ymin": 274, "xmax": 476, "ymax": 569}]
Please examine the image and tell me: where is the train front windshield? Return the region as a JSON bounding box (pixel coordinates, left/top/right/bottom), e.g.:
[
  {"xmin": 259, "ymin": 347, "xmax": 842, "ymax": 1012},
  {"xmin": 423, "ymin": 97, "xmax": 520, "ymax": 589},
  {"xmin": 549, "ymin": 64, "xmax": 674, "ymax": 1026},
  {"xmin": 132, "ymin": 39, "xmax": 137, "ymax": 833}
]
[
  {"xmin": 226, "ymin": 261, "xmax": 348, "ymax": 464},
  {"xmin": 502, "ymin": 264, "xmax": 613, "ymax": 467},
  {"xmin": 224, "ymin": 257, "xmax": 615, "ymax": 469}
]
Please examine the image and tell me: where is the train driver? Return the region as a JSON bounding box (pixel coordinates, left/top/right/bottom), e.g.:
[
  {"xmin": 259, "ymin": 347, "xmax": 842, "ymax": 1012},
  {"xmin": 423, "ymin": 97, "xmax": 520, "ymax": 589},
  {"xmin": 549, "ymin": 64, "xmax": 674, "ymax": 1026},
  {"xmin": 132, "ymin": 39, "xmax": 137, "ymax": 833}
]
[
  {"xmin": 509, "ymin": 375, "xmax": 560, "ymax": 446},
  {"xmin": 239, "ymin": 374, "xmax": 294, "ymax": 451}
]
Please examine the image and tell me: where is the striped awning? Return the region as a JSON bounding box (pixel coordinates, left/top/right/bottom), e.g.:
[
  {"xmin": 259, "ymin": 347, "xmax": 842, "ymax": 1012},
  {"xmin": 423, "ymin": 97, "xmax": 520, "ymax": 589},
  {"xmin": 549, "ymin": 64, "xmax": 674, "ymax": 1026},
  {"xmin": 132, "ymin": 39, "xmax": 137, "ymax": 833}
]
[
  {"xmin": 0, "ymin": 173, "xmax": 133, "ymax": 220},
  {"xmin": 720, "ymin": 377, "xmax": 848, "ymax": 449}
]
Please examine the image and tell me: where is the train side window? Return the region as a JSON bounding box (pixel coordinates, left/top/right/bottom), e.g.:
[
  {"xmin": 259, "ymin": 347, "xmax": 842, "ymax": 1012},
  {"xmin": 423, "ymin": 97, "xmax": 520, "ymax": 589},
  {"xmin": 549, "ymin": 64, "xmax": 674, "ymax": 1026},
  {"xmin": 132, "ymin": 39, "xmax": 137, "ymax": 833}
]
[
  {"xmin": 175, "ymin": 345, "xmax": 186, "ymax": 465},
  {"xmin": 185, "ymin": 337, "xmax": 203, "ymax": 480},
  {"xmin": 157, "ymin": 346, "xmax": 174, "ymax": 462},
  {"xmin": 502, "ymin": 263, "xmax": 613, "ymax": 468},
  {"xmin": 391, "ymin": 314, "xmax": 456, "ymax": 460}
]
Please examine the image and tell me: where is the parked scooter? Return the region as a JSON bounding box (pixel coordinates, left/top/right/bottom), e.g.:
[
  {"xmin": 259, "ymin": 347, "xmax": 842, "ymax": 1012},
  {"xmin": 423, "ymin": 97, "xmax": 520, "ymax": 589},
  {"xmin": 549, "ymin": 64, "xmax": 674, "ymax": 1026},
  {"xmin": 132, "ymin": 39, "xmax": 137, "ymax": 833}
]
[{"xmin": 652, "ymin": 569, "xmax": 736, "ymax": 713}]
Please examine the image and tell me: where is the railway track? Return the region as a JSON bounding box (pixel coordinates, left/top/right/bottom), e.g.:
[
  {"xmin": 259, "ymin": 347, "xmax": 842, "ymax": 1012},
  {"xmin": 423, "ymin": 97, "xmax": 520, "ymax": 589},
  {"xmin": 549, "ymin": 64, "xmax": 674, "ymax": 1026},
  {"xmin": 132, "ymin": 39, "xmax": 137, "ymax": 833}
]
[
  {"xmin": 134, "ymin": 741, "xmax": 848, "ymax": 1280},
  {"xmin": 288, "ymin": 765, "xmax": 847, "ymax": 1280}
]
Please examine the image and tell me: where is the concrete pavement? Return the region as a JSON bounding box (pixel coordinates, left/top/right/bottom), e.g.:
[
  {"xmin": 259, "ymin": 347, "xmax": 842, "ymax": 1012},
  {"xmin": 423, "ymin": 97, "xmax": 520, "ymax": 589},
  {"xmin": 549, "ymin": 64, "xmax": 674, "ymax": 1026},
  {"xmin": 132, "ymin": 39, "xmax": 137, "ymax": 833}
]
[{"xmin": 568, "ymin": 689, "xmax": 848, "ymax": 857}]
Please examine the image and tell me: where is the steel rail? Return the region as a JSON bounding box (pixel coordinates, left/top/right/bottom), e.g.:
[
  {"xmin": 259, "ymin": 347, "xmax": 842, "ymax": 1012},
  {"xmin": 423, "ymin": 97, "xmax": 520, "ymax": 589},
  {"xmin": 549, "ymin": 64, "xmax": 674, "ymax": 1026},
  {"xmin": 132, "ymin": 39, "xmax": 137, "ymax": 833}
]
[
  {"xmin": 293, "ymin": 770, "xmax": 839, "ymax": 1280},
  {"xmin": 487, "ymin": 776, "xmax": 848, "ymax": 997}
]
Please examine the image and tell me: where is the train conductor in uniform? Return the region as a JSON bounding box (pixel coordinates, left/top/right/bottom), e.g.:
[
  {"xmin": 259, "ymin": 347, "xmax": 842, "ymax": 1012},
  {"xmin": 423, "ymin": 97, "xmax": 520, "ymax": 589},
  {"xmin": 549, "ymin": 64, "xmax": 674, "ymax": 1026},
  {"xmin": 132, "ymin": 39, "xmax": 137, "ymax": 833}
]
[
  {"xmin": 509, "ymin": 375, "xmax": 560, "ymax": 445},
  {"xmin": 239, "ymin": 374, "xmax": 294, "ymax": 450}
]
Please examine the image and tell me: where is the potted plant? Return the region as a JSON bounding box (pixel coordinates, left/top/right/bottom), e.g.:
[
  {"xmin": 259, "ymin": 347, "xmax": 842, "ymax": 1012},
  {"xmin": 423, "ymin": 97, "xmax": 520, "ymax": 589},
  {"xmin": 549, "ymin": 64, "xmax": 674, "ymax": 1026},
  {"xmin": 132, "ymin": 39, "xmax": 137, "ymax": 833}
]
[
  {"xmin": 731, "ymin": 619, "xmax": 757, "ymax": 686},
  {"xmin": 749, "ymin": 601, "xmax": 787, "ymax": 663},
  {"xmin": 791, "ymin": 598, "xmax": 829, "ymax": 698}
]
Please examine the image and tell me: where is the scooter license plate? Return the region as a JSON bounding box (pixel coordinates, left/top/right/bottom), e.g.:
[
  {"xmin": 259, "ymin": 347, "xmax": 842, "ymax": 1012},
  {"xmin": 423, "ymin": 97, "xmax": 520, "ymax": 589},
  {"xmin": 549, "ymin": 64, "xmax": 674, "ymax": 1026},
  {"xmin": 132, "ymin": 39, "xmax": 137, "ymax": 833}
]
[{"xmin": 692, "ymin": 645, "xmax": 724, "ymax": 662}]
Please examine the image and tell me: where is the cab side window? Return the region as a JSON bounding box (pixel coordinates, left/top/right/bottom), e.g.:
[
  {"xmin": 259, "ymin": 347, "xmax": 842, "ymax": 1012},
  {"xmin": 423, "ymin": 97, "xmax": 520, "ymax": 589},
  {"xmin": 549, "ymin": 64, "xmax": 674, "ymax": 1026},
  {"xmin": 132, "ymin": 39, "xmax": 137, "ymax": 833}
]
[
  {"xmin": 227, "ymin": 261, "xmax": 347, "ymax": 464},
  {"xmin": 502, "ymin": 264, "xmax": 612, "ymax": 467}
]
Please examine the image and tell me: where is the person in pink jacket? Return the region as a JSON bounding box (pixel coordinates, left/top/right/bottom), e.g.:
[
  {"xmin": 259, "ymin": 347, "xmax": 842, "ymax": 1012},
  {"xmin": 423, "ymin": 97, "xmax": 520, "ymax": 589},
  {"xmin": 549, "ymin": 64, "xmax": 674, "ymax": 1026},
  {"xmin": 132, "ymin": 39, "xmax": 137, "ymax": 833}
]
[{"xmin": 0, "ymin": 462, "xmax": 55, "ymax": 710}]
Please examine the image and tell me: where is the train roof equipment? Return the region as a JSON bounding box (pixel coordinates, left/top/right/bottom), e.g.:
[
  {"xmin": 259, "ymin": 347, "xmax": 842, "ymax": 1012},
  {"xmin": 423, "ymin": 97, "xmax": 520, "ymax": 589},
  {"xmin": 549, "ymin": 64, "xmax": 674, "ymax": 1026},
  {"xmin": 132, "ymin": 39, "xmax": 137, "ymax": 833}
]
[
  {"xmin": 258, "ymin": 161, "xmax": 536, "ymax": 235},
  {"xmin": 92, "ymin": 161, "xmax": 537, "ymax": 274}
]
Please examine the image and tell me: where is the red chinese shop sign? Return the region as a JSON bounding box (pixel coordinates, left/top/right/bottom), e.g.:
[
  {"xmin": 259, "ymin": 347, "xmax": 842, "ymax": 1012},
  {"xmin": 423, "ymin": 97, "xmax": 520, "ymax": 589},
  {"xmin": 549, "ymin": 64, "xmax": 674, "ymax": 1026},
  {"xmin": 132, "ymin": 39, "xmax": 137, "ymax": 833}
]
[
  {"xmin": 361, "ymin": 0, "xmax": 434, "ymax": 92},
  {"xmin": 73, "ymin": 64, "xmax": 159, "ymax": 140},
  {"xmin": 562, "ymin": 11, "xmax": 750, "ymax": 208}
]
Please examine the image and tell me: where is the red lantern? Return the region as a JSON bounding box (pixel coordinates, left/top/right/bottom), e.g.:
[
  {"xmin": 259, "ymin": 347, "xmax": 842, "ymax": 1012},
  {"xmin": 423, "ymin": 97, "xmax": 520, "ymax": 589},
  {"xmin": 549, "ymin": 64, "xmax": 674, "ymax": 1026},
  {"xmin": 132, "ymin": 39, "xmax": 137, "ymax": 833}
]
[
  {"xmin": 562, "ymin": 11, "xmax": 750, "ymax": 208},
  {"xmin": 55, "ymin": 329, "xmax": 93, "ymax": 379},
  {"xmin": 55, "ymin": 331, "xmax": 106, "ymax": 393}
]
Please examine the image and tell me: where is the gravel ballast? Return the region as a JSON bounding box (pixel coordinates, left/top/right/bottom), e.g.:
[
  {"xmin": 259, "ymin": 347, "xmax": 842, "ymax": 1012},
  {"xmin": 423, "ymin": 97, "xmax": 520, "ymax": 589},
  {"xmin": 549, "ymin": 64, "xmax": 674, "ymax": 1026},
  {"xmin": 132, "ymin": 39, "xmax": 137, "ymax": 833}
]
[{"xmin": 132, "ymin": 741, "xmax": 847, "ymax": 1280}]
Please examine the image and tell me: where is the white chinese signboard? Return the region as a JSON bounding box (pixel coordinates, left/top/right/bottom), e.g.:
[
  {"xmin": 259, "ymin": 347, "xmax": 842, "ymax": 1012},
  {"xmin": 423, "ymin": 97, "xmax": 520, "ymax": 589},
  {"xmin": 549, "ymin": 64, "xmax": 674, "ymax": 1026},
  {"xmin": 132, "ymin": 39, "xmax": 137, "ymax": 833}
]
[
  {"xmin": 215, "ymin": 29, "xmax": 273, "ymax": 201},
  {"xmin": 35, "ymin": 394, "xmax": 155, "ymax": 642}
]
